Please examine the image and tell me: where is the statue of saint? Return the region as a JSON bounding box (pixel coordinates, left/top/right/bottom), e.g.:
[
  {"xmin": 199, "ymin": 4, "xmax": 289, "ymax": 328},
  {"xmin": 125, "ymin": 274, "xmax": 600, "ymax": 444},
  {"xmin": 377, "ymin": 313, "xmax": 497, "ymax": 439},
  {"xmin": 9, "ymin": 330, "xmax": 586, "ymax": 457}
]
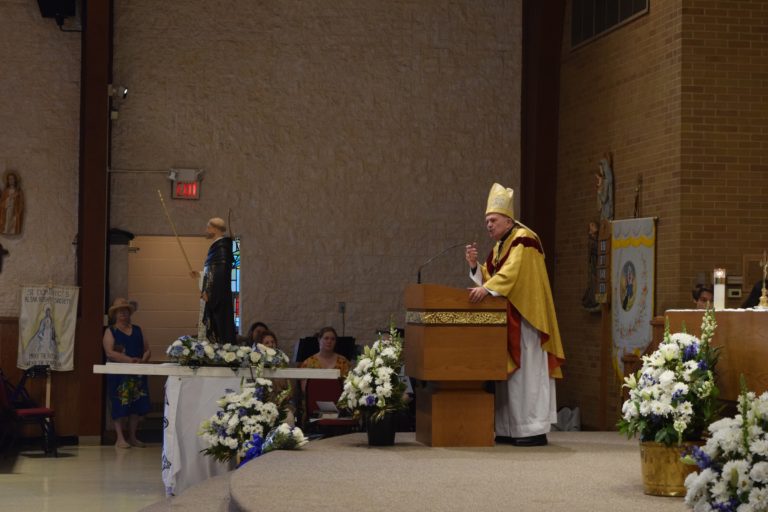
[
  {"xmin": 0, "ymin": 171, "xmax": 24, "ymax": 235},
  {"xmin": 595, "ymin": 156, "xmax": 614, "ymax": 221},
  {"xmin": 193, "ymin": 217, "xmax": 236, "ymax": 343}
]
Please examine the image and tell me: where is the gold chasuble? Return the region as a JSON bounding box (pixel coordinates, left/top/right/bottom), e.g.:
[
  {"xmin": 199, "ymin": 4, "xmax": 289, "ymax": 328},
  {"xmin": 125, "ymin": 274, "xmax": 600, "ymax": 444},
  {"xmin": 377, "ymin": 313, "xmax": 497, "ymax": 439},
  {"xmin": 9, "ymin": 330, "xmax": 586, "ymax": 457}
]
[{"xmin": 480, "ymin": 225, "xmax": 565, "ymax": 378}]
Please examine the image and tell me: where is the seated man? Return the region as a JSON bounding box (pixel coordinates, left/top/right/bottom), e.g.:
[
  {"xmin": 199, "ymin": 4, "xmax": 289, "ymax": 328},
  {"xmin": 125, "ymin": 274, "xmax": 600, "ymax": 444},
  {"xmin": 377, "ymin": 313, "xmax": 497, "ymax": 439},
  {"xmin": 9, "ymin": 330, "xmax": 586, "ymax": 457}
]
[{"xmin": 692, "ymin": 284, "xmax": 714, "ymax": 309}]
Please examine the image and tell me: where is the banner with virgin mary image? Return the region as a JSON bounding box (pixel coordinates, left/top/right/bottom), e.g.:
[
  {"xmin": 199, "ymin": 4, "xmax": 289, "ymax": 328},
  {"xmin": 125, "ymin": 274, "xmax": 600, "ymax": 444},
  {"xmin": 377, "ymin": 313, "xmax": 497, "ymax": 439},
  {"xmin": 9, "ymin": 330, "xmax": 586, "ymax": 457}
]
[
  {"xmin": 17, "ymin": 285, "xmax": 79, "ymax": 371},
  {"xmin": 611, "ymin": 218, "xmax": 656, "ymax": 377}
]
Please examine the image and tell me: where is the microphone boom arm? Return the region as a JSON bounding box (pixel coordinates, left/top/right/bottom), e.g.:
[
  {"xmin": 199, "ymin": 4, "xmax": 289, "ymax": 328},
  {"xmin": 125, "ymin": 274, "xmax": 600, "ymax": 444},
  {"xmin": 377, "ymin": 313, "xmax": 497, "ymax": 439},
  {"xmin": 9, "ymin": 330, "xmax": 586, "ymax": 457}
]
[{"xmin": 416, "ymin": 242, "xmax": 468, "ymax": 284}]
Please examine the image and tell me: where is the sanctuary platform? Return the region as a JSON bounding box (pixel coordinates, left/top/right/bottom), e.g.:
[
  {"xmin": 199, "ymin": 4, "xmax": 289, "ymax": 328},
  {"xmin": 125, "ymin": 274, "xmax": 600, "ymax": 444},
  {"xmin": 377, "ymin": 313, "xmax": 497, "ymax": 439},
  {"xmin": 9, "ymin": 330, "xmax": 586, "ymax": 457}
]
[{"xmin": 142, "ymin": 431, "xmax": 691, "ymax": 512}]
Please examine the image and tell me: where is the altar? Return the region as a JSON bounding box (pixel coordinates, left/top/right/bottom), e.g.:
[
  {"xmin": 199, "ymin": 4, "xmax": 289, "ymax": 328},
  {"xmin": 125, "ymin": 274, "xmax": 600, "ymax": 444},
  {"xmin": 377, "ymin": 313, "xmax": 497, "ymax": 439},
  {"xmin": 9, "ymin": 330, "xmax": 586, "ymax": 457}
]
[
  {"xmin": 93, "ymin": 364, "xmax": 339, "ymax": 495},
  {"xmin": 662, "ymin": 309, "xmax": 768, "ymax": 400}
]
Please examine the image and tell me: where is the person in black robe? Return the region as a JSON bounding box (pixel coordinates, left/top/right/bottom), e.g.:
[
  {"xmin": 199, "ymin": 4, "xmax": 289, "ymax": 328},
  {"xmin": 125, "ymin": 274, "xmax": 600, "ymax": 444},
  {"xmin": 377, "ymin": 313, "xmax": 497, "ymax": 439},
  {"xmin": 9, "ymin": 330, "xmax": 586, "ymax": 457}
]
[
  {"xmin": 200, "ymin": 217, "xmax": 236, "ymax": 343},
  {"xmin": 742, "ymin": 279, "xmax": 766, "ymax": 309}
]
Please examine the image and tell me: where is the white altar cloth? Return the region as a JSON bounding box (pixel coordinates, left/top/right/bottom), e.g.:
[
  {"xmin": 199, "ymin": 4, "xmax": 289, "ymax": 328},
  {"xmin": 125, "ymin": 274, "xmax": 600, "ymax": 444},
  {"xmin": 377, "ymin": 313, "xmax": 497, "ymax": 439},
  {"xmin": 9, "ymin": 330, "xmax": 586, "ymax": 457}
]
[
  {"xmin": 93, "ymin": 363, "xmax": 340, "ymax": 495},
  {"xmin": 162, "ymin": 375, "xmax": 238, "ymax": 495}
]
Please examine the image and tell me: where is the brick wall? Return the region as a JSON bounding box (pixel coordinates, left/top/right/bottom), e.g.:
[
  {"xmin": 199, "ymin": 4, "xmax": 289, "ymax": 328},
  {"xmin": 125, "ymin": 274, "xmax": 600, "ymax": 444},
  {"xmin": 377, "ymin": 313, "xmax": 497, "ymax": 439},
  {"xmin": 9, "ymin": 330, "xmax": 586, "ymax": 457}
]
[
  {"xmin": 556, "ymin": 0, "xmax": 768, "ymax": 429},
  {"xmin": 109, "ymin": 0, "xmax": 523, "ymax": 351},
  {"xmin": 556, "ymin": 2, "xmax": 683, "ymax": 428},
  {"xmin": 680, "ymin": 0, "xmax": 768, "ymax": 295}
]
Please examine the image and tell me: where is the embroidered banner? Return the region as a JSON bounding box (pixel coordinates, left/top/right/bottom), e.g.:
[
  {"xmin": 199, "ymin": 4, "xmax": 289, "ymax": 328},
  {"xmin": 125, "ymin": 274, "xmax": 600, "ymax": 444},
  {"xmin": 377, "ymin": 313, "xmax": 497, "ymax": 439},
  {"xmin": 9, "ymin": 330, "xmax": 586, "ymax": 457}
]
[
  {"xmin": 17, "ymin": 285, "xmax": 79, "ymax": 371},
  {"xmin": 611, "ymin": 218, "xmax": 656, "ymax": 377}
]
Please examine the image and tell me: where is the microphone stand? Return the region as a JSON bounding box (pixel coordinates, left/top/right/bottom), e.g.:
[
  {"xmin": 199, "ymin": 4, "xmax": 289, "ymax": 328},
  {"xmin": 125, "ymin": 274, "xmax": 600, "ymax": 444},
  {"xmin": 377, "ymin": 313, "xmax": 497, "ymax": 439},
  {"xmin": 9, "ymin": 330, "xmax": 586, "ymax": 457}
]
[{"xmin": 416, "ymin": 242, "xmax": 468, "ymax": 284}]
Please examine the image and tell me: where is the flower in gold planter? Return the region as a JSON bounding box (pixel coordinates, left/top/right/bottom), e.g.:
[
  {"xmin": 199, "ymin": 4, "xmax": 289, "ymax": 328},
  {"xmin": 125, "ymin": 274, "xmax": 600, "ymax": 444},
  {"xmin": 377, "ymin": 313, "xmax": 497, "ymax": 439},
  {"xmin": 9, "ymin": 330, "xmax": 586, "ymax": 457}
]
[
  {"xmin": 619, "ymin": 309, "xmax": 720, "ymax": 497},
  {"xmin": 618, "ymin": 309, "xmax": 720, "ymax": 446}
]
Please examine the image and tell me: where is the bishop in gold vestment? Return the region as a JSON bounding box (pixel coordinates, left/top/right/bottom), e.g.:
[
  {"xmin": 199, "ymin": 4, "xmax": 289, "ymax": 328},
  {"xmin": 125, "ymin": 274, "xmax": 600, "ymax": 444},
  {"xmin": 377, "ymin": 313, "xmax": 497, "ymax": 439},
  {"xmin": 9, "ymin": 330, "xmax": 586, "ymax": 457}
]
[{"xmin": 466, "ymin": 183, "xmax": 565, "ymax": 446}]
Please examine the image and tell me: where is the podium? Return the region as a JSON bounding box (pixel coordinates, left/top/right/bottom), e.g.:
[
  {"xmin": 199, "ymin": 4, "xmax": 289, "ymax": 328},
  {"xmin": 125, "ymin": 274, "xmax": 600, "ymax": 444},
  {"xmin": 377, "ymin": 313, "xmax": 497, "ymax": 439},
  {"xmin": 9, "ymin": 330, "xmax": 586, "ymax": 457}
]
[{"xmin": 404, "ymin": 284, "xmax": 508, "ymax": 446}]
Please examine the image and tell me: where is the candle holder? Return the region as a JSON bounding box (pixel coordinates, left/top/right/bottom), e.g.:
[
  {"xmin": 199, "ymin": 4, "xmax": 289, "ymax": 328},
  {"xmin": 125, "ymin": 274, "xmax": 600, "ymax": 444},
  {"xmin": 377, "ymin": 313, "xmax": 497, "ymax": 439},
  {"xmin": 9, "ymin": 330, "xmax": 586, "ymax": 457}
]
[
  {"xmin": 758, "ymin": 288, "xmax": 768, "ymax": 309},
  {"xmin": 713, "ymin": 268, "xmax": 726, "ymax": 310},
  {"xmin": 758, "ymin": 251, "xmax": 768, "ymax": 309}
]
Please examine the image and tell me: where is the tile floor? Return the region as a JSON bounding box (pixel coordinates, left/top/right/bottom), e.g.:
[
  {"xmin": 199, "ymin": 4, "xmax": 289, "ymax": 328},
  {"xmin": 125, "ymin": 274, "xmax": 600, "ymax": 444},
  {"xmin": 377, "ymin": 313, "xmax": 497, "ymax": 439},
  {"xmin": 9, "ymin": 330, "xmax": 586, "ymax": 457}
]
[{"xmin": 0, "ymin": 444, "xmax": 165, "ymax": 512}]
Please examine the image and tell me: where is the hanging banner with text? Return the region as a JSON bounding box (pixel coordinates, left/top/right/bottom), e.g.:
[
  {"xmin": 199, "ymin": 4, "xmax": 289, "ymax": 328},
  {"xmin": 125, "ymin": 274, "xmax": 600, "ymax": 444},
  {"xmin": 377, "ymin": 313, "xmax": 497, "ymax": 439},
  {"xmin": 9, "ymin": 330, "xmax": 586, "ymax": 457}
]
[
  {"xmin": 17, "ymin": 285, "xmax": 79, "ymax": 371},
  {"xmin": 611, "ymin": 218, "xmax": 656, "ymax": 378}
]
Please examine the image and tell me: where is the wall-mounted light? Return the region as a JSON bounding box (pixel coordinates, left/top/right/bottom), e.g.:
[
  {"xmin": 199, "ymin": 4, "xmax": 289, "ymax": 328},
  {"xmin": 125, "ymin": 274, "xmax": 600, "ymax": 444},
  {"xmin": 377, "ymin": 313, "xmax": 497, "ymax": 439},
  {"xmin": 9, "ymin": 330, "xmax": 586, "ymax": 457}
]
[
  {"xmin": 168, "ymin": 168, "xmax": 204, "ymax": 200},
  {"xmin": 108, "ymin": 84, "xmax": 129, "ymax": 98},
  {"xmin": 108, "ymin": 84, "xmax": 129, "ymax": 120}
]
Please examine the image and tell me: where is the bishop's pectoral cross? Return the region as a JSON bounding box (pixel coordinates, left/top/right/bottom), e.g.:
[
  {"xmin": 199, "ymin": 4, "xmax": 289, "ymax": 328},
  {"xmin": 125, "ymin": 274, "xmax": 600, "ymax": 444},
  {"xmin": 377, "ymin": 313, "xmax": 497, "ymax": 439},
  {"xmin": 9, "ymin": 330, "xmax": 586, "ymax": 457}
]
[{"xmin": 0, "ymin": 244, "xmax": 8, "ymax": 273}]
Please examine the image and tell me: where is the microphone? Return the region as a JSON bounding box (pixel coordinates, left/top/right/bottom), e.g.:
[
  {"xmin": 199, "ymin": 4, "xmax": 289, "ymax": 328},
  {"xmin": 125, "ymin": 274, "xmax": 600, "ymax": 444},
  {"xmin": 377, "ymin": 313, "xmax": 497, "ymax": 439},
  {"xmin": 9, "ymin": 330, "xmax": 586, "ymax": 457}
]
[{"xmin": 417, "ymin": 242, "xmax": 468, "ymax": 284}]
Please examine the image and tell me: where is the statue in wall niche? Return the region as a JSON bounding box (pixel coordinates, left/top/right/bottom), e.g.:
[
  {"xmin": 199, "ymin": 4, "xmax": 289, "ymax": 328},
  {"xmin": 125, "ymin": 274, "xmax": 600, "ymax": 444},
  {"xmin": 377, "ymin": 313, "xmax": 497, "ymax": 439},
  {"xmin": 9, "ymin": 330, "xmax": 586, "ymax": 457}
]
[
  {"xmin": 595, "ymin": 153, "xmax": 614, "ymax": 221},
  {"xmin": 583, "ymin": 152, "xmax": 614, "ymax": 310},
  {"xmin": 0, "ymin": 171, "xmax": 24, "ymax": 235}
]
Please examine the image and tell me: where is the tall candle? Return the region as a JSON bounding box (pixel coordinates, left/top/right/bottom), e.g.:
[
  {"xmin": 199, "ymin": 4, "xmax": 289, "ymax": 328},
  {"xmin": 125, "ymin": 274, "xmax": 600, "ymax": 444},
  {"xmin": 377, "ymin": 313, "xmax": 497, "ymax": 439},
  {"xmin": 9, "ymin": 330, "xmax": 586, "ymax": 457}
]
[{"xmin": 713, "ymin": 268, "xmax": 726, "ymax": 310}]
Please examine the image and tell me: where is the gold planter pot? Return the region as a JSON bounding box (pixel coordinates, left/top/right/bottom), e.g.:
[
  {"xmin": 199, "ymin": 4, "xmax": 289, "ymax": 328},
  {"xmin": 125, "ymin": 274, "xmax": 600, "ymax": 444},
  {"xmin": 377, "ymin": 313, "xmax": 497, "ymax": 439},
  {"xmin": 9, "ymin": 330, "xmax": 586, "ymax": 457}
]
[{"xmin": 639, "ymin": 441, "xmax": 699, "ymax": 497}]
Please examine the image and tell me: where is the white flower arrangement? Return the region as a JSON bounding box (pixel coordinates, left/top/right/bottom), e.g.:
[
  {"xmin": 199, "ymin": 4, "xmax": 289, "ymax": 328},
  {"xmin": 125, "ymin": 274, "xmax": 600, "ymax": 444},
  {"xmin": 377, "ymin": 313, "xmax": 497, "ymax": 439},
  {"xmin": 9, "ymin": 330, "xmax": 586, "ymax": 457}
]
[
  {"xmin": 166, "ymin": 336, "xmax": 289, "ymax": 371},
  {"xmin": 338, "ymin": 323, "xmax": 407, "ymax": 422},
  {"xmin": 198, "ymin": 379, "xmax": 291, "ymax": 463},
  {"xmin": 165, "ymin": 335, "xmax": 213, "ymax": 366},
  {"xmin": 257, "ymin": 343, "xmax": 290, "ymax": 368},
  {"xmin": 684, "ymin": 385, "xmax": 768, "ymax": 511},
  {"xmin": 618, "ymin": 309, "xmax": 720, "ymax": 446},
  {"xmin": 263, "ymin": 422, "xmax": 308, "ymax": 452},
  {"xmin": 237, "ymin": 423, "xmax": 309, "ymax": 468}
]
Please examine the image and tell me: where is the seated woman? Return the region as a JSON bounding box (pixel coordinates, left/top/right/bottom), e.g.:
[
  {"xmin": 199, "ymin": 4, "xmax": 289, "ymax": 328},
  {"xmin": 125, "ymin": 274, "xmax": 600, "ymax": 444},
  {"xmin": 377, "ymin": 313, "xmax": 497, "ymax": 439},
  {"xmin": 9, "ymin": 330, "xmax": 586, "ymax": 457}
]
[
  {"xmin": 298, "ymin": 327, "xmax": 351, "ymax": 426},
  {"xmin": 692, "ymin": 284, "xmax": 714, "ymax": 309},
  {"xmin": 255, "ymin": 329, "xmax": 290, "ymax": 389},
  {"xmin": 298, "ymin": 326, "xmax": 350, "ymax": 377},
  {"xmin": 255, "ymin": 329, "xmax": 295, "ymax": 424},
  {"xmin": 247, "ymin": 321, "xmax": 269, "ymax": 343},
  {"xmin": 255, "ymin": 329, "xmax": 278, "ymax": 349},
  {"xmin": 237, "ymin": 321, "xmax": 269, "ymax": 346}
]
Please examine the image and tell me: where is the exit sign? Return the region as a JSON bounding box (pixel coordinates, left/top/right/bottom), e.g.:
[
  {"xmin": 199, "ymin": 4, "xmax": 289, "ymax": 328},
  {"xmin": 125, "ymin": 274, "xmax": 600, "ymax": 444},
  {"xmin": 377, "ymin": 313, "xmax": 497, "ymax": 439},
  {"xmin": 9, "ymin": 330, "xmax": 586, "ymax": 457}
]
[{"xmin": 172, "ymin": 181, "xmax": 200, "ymax": 200}]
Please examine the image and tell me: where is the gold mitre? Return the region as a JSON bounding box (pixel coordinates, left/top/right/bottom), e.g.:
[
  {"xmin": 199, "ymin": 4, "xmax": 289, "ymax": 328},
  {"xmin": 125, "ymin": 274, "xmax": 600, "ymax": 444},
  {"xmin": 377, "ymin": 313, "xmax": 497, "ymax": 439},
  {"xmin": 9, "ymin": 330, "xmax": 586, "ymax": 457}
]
[{"xmin": 485, "ymin": 183, "xmax": 515, "ymax": 218}]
